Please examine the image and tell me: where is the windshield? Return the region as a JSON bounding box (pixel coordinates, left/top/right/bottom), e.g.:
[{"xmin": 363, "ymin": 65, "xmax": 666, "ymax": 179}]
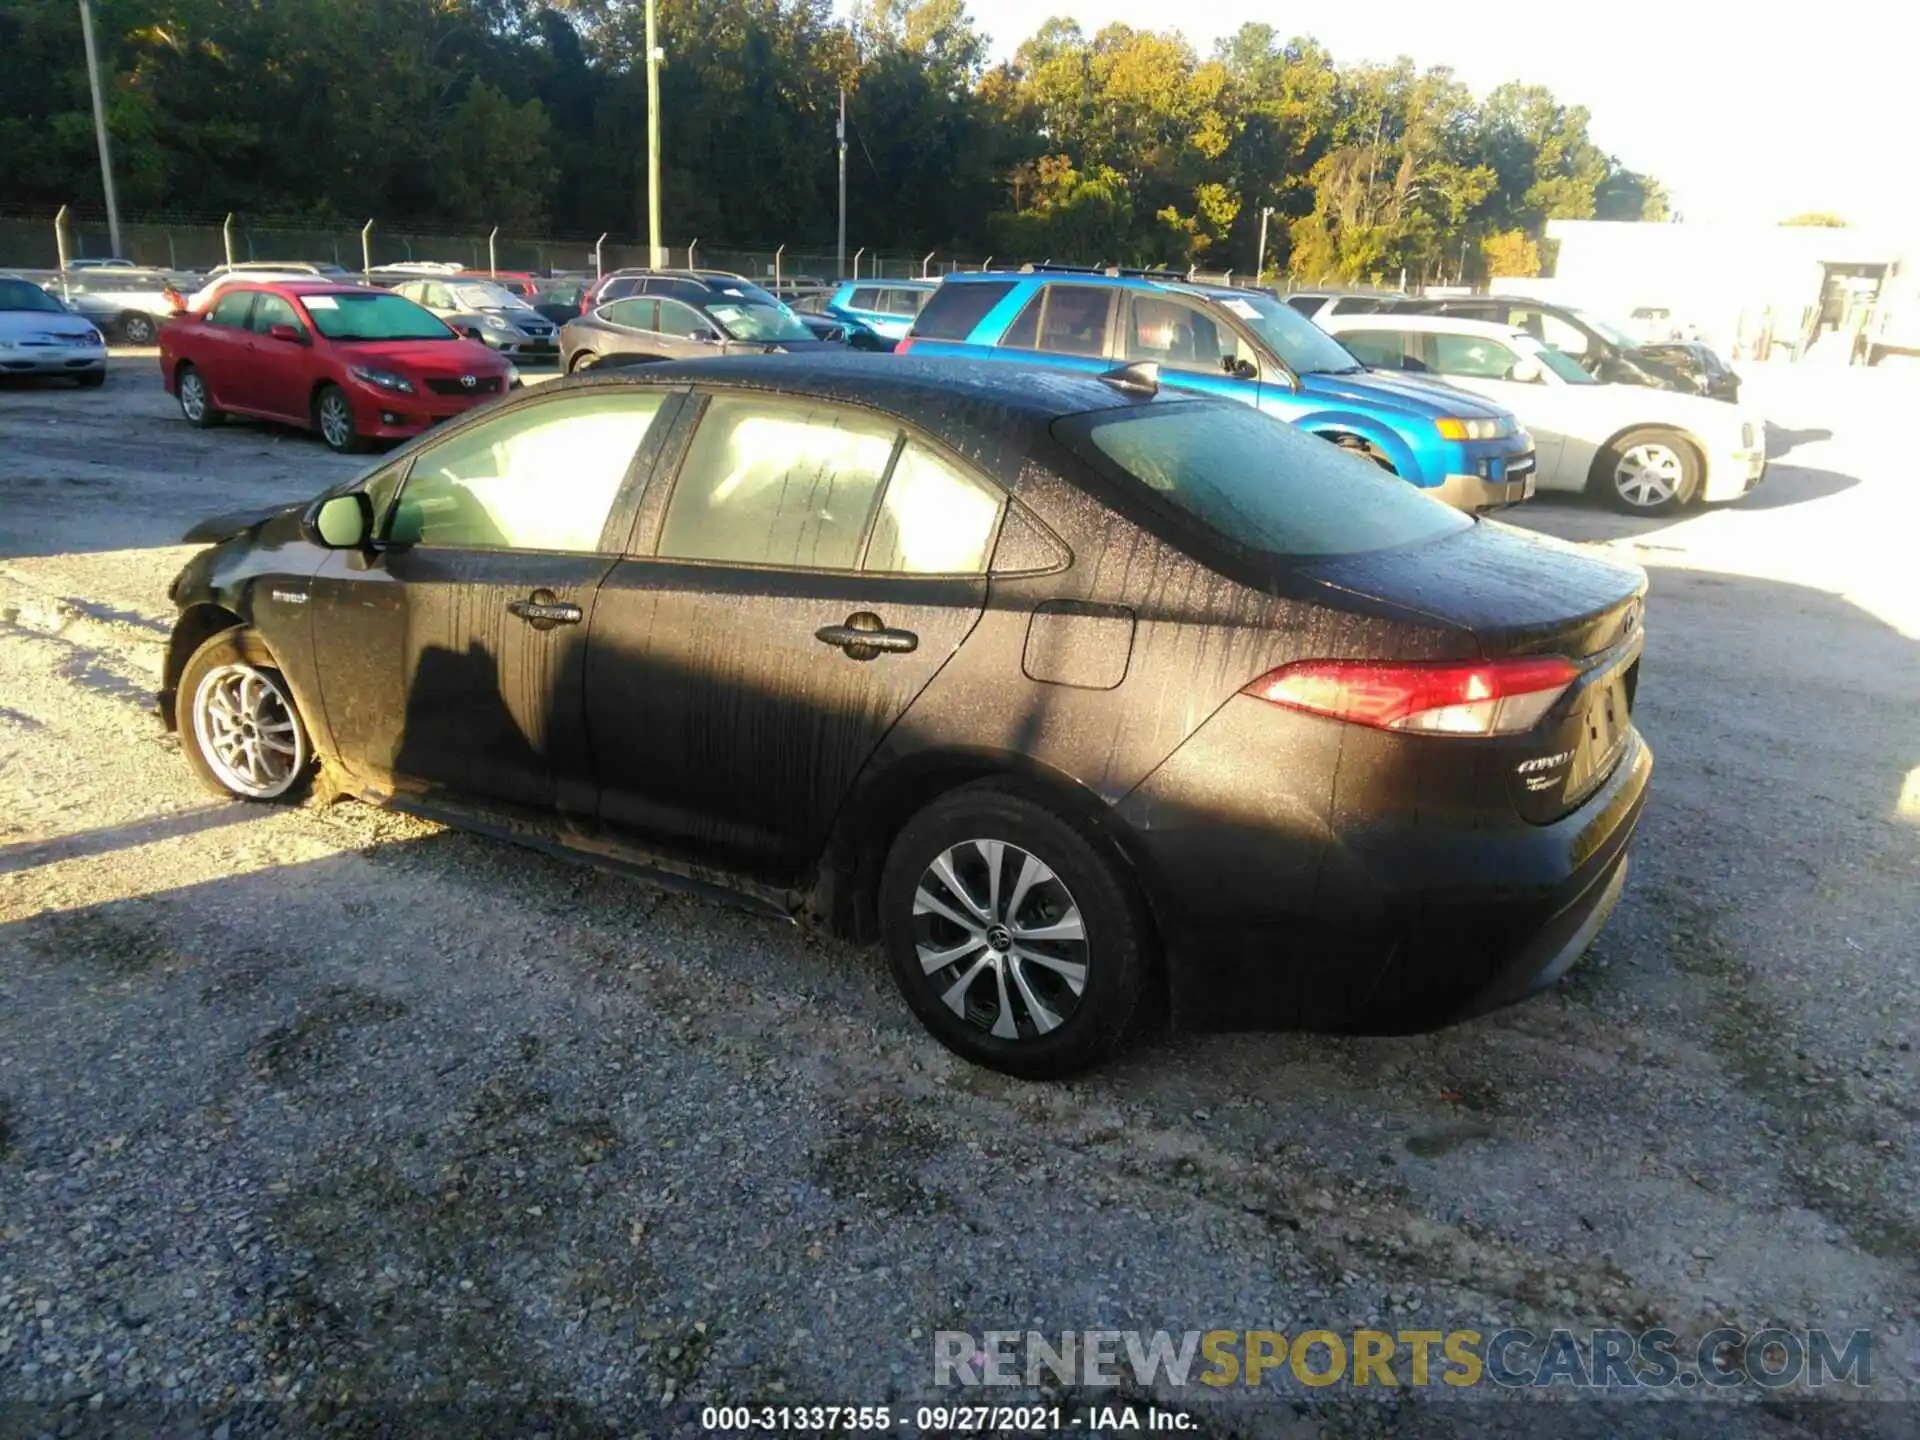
[
  {"xmin": 1563, "ymin": 306, "xmax": 1640, "ymax": 350},
  {"xmin": 302, "ymin": 291, "xmax": 456, "ymax": 341},
  {"xmin": 0, "ymin": 278, "xmax": 66, "ymax": 313},
  {"xmin": 1520, "ymin": 336, "xmax": 1598, "ymax": 384},
  {"xmin": 1059, "ymin": 400, "xmax": 1469, "ymax": 560},
  {"xmin": 705, "ymin": 300, "xmax": 813, "ymax": 342},
  {"xmin": 1206, "ymin": 290, "xmax": 1367, "ymax": 375},
  {"xmin": 450, "ymin": 282, "xmax": 532, "ymax": 311}
]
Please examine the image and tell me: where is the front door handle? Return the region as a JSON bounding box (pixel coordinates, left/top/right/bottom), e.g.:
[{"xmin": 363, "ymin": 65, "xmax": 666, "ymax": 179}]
[
  {"xmin": 507, "ymin": 589, "xmax": 583, "ymax": 631},
  {"xmin": 815, "ymin": 611, "xmax": 918, "ymax": 661}
]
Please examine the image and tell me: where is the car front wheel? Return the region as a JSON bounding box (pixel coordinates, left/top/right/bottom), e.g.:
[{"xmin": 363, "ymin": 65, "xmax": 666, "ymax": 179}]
[
  {"xmin": 178, "ymin": 630, "xmax": 313, "ymax": 803},
  {"xmin": 120, "ymin": 312, "xmax": 158, "ymax": 345},
  {"xmin": 878, "ymin": 783, "xmax": 1151, "ymax": 1078},
  {"xmin": 313, "ymin": 383, "xmax": 364, "ymax": 454},
  {"xmin": 1592, "ymin": 428, "xmax": 1700, "ymax": 514}
]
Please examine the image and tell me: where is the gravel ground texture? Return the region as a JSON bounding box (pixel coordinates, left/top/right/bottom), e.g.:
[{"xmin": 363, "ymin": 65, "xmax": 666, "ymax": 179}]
[{"xmin": 1, "ymin": 355, "xmax": 1916, "ymax": 1440}]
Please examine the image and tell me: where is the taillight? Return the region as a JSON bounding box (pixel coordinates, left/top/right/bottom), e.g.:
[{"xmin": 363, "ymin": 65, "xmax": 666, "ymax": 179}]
[
  {"xmin": 1242, "ymin": 656, "xmax": 1579, "ymax": 737},
  {"xmin": 894, "ymin": 337, "xmax": 916, "ymax": 354}
]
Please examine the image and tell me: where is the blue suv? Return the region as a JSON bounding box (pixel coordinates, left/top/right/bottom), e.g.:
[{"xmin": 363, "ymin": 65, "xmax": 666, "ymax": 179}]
[
  {"xmin": 823, "ymin": 279, "xmax": 937, "ymax": 343},
  {"xmin": 900, "ymin": 268, "xmax": 1536, "ymax": 510}
]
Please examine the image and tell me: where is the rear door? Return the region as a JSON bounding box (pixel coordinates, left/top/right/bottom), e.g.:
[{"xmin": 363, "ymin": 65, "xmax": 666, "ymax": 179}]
[
  {"xmin": 307, "ymin": 387, "xmax": 677, "ymax": 817},
  {"xmin": 242, "ymin": 291, "xmax": 313, "ymax": 420},
  {"xmin": 992, "ymin": 284, "xmax": 1119, "ymax": 378},
  {"xmin": 585, "ymin": 391, "xmax": 1005, "ymax": 883},
  {"xmin": 190, "ymin": 290, "xmax": 259, "ymax": 410}
]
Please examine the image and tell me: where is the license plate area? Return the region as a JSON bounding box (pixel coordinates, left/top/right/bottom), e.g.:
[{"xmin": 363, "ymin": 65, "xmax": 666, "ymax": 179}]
[{"xmin": 1564, "ymin": 660, "xmax": 1635, "ymax": 804}]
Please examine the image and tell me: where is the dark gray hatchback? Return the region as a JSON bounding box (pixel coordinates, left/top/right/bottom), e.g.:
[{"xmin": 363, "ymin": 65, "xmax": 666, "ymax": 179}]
[{"xmin": 160, "ymin": 353, "xmax": 1651, "ymax": 1077}]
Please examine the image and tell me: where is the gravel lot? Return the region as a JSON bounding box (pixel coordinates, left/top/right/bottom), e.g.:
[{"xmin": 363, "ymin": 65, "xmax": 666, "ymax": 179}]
[{"xmin": 1, "ymin": 355, "xmax": 1916, "ymax": 1438}]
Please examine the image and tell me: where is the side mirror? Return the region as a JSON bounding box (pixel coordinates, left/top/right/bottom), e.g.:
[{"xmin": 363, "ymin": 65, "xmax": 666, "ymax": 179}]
[
  {"xmin": 1508, "ymin": 358, "xmax": 1543, "ymax": 384},
  {"xmin": 689, "ymin": 329, "xmax": 716, "ymax": 342},
  {"xmin": 305, "ymin": 491, "xmax": 373, "ymax": 549},
  {"xmin": 269, "ymin": 323, "xmax": 306, "ymax": 344},
  {"xmin": 464, "ymin": 326, "xmax": 485, "ymax": 341}
]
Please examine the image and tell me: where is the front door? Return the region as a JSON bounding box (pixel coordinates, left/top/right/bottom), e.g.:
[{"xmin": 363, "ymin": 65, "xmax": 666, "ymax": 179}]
[
  {"xmin": 1419, "ymin": 331, "xmax": 1571, "ymax": 486},
  {"xmin": 307, "ymin": 387, "xmax": 675, "ymax": 815},
  {"xmin": 1119, "ymin": 292, "xmax": 1266, "ymax": 402},
  {"xmin": 586, "ymin": 392, "xmax": 1004, "ymax": 883}
]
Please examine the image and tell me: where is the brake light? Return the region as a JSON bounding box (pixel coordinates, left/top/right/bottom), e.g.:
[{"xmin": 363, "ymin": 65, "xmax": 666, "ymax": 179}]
[
  {"xmin": 894, "ymin": 337, "xmax": 915, "ymax": 354},
  {"xmin": 1243, "ymin": 656, "xmax": 1579, "ymax": 736}
]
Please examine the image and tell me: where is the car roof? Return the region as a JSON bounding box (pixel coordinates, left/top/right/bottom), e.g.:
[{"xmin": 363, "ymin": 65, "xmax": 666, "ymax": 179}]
[
  {"xmin": 565, "ymin": 351, "xmax": 1162, "ymax": 428},
  {"xmin": 1326, "ymin": 313, "xmax": 1530, "ymax": 338},
  {"xmin": 944, "ymin": 270, "xmax": 1266, "ymax": 306},
  {"xmin": 843, "ymin": 278, "xmax": 936, "ymax": 290}
]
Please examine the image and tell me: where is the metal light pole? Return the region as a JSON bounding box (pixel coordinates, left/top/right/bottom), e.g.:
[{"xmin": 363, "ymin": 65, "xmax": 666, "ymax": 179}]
[
  {"xmin": 1254, "ymin": 205, "xmax": 1273, "ymax": 281},
  {"xmin": 646, "ymin": 0, "xmax": 664, "ymax": 268},
  {"xmin": 836, "ymin": 88, "xmax": 847, "ymax": 281},
  {"xmin": 77, "ymin": 0, "xmax": 122, "ymax": 259}
]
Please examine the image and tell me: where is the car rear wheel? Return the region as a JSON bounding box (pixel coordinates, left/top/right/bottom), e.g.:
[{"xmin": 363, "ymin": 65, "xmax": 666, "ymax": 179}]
[
  {"xmin": 176, "ymin": 364, "xmax": 223, "ymax": 427},
  {"xmin": 1591, "ymin": 428, "xmax": 1699, "ymax": 514},
  {"xmin": 178, "ymin": 630, "xmax": 313, "ymax": 803},
  {"xmin": 313, "ymin": 384, "xmax": 365, "ymax": 454},
  {"xmin": 119, "ymin": 312, "xmax": 157, "ymax": 345},
  {"xmin": 567, "ymin": 350, "xmax": 599, "ymax": 373},
  {"xmin": 879, "ymin": 783, "xmax": 1151, "ymax": 1078}
]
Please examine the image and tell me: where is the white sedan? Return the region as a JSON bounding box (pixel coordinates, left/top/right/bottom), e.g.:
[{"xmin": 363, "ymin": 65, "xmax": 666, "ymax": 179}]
[
  {"xmin": 1324, "ymin": 313, "xmax": 1767, "ymax": 514},
  {"xmin": 0, "ymin": 274, "xmax": 107, "ymax": 386}
]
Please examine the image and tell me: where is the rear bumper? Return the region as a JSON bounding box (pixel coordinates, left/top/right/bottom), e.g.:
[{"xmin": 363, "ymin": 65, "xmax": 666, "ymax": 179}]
[{"xmin": 1115, "ymin": 700, "xmax": 1652, "ymax": 1033}]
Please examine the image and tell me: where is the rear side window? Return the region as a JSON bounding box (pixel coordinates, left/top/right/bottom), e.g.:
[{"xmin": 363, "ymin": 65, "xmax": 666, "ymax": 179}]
[
  {"xmin": 1285, "ymin": 295, "xmax": 1322, "ymax": 316},
  {"xmin": 1341, "ymin": 330, "xmax": 1418, "ymax": 370},
  {"xmin": 883, "ymin": 288, "xmax": 927, "ymax": 316},
  {"xmin": 999, "ymin": 294, "xmax": 1042, "ymax": 348},
  {"xmin": 1036, "ymin": 286, "xmax": 1114, "ymax": 357},
  {"xmin": 848, "ymin": 287, "xmax": 882, "ymax": 311},
  {"xmin": 1328, "ymin": 296, "xmax": 1387, "ymax": 315},
  {"xmin": 910, "ymin": 281, "xmax": 1015, "ymax": 340},
  {"xmin": 598, "ymin": 277, "xmax": 642, "ymax": 303},
  {"xmin": 207, "ymin": 291, "xmax": 254, "ymax": 328},
  {"xmin": 657, "ymin": 396, "xmax": 897, "ymax": 570},
  {"xmin": 864, "ymin": 443, "xmax": 1003, "ymax": 575},
  {"xmin": 1057, "ymin": 402, "xmax": 1468, "ymax": 560},
  {"xmin": 601, "ymin": 298, "xmax": 657, "ymax": 331}
]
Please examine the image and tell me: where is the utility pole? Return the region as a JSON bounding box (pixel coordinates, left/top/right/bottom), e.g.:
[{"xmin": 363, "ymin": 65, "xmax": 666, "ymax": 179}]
[
  {"xmin": 836, "ymin": 88, "xmax": 848, "ymax": 281},
  {"xmin": 645, "ymin": 0, "xmax": 663, "ymax": 267},
  {"xmin": 1254, "ymin": 205, "xmax": 1274, "ymax": 282},
  {"xmin": 76, "ymin": 0, "xmax": 122, "ymax": 260}
]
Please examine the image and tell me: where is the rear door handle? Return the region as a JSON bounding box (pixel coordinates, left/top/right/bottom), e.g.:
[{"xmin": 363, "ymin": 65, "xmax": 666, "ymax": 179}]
[
  {"xmin": 815, "ymin": 611, "xmax": 918, "ymax": 660},
  {"xmin": 507, "ymin": 589, "xmax": 582, "ymax": 631}
]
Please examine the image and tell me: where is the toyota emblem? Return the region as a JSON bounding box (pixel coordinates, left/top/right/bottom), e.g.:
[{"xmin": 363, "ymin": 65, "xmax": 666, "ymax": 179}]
[{"xmin": 460, "ymin": 374, "xmax": 477, "ymax": 389}]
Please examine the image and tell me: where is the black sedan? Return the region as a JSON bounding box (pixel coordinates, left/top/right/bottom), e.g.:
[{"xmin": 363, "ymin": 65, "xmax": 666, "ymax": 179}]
[{"xmin": 160, "ymin": 354, "xmax": 1651, "ymax": 1077}]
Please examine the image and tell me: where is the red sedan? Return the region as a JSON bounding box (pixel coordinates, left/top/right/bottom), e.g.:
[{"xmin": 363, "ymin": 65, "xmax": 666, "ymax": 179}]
[{"xmin": 158, "ymin": 281, "xmax": 515, "ymax": 453}]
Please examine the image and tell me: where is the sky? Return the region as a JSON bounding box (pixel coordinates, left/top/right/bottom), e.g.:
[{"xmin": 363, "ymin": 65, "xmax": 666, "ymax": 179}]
[{"xmin": 945, "ymin": 0, "xmax": 1920, "ymax": 234}]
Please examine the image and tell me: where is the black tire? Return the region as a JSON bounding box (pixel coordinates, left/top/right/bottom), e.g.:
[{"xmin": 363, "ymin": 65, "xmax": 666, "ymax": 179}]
[
  {"xmin": 1331, "ymin": 434, "xmax": 1397, "ymax": 473},
  {"xmin": 175, "ymin": 363, "xmax": 224, "ymax": 427},
  {"xmin": 1589, "ymin": 427, "xmax": 1701, "ymax": 514},
  {"xmin": 176, "ymin": 629, "xmax": 314, "ymax": 804},
  {"xmin": 878, "ymin": 782, "xmax": 1151, "ymax": 1078},
  {"xmin": 312, "ymin": 383, "xmax": 366, "ymax": 454},
  {"xmin": 75, "ymin": 369, "xmax": 106, "ymax": 388},
  {"xmin": 567, "ymin": 350, "xmax": 599, "ymax": 373},
  {"xmin": 119, "ymin": 312, "xmax": 158, "ymax": 345}
]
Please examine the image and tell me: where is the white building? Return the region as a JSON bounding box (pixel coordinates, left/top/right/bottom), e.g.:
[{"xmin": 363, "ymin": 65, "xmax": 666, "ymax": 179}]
[{"xmin": 1520, "ymin": 219, "xmax": 1915, "ymax": 363}]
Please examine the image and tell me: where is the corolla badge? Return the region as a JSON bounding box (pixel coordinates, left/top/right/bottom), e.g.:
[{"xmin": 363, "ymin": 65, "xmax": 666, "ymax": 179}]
[{"xmin": 460, "ymin": 374, "xmax": 478, "ymax": 388}]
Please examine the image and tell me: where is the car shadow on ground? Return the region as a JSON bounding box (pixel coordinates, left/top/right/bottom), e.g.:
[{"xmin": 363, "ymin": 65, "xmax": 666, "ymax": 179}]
[
  {"xmin": 1765, "ymin": 420, "xmax": 1834, "ymax": 459},
  {"xmin": 1506, "ymin": 459, "xmax": 1862, "ymax": 547}
]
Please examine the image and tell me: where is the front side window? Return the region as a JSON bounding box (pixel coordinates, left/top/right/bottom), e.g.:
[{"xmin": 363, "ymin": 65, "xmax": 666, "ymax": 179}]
[
  {"xmin": 249, "ymin": 293, "xmax": 304, "ymax": 335},
  {"xmin": 1431, "ymin": 333, "xmax": 1523, "ymax": 380},
  {"xmin": 848, "ymin": 287, "xmax": 883, "ymax": 311},
  {"xmin": 656, "ymin": 299, "xmax": 716, "ymax": 338},
  {"xmin": 387, "ymin": 392, "xmax": 665, "ymax": 552},
  {"xmin": 657, "ymin": 396, "xmax": 897, "ymax": 570},
  {"xmin": 423, "ymin": 284, "xmax": 454, "ymax": 310},
  {"xmin": 705, "ymin": 300, "xmax": 810, "ymax": 342},
  {"xmin": 1036, "ymin": 286, "xmax": 1114, "ymax": 357},
  {"xmin": 1207, "ymin": 290, "xmax": 1364, "ymax": 376},
  {"xmin": 1124, "ymin": 296, "xmax": 1258, "ymax": 375},
  {"xmin": 207, "ymin": 291, "xmax": 255, "ymax": 328},
  {"xmin": 1535, "ymin": 312, "xmax": 1593, "ymax": 358},
  {"xmin": 864, "ymin": 443, "xmax": 1003, "ymax": 575},
  {"xmin": 1057, "ymin": 401, "xmax": 1468, "ymax": 561},
  {"xmin": 883, "ymin": 288, "xmax": 928, "ymax": 316}
]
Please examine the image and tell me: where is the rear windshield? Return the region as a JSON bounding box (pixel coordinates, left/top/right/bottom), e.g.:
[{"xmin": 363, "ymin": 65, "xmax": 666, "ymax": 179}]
[
  {"xmin": 1056, "ymin": 401, "xmax": 1470, "ymax": 560},
  {"xmin": 911, "ymin": 281, "xmax": 1015, "ymax": 340}
]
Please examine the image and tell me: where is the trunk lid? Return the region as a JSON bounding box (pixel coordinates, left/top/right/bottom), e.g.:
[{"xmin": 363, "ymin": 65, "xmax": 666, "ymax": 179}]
[{"xmin": 1300, "ymin": 518, "xmax": 1648, "ymax": 822}]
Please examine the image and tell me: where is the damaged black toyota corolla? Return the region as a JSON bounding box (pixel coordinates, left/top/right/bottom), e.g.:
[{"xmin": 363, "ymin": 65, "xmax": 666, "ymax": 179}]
[{"xmin": 160, "ymin": 352, "xmax": 1651, "ymax": 1077}]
